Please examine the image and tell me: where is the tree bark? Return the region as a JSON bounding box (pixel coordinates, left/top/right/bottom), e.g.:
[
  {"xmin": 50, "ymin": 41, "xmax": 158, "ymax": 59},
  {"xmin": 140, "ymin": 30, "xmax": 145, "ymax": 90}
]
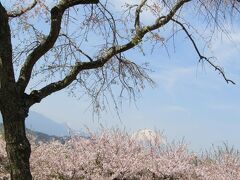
[
  {"xmin": 0, "ymin": 2, "xmax": 32, "ymax": 179},
  {"xmin": 1, "ymin": 99, "xmax": 32, "ymax": 180}
]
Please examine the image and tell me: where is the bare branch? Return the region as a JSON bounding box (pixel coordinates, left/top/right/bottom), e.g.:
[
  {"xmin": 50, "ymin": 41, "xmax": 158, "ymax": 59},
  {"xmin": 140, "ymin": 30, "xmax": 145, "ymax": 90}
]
[
  {"xmin": 7, "ymin": 0, "xmax": 37, "ymax": 18},
  {"xmin": 145, "ymin": 0, "xmax": 191, "ymax": 32},
  {"xmin": 98, "ymin": 2, "xmax": 118, "ymax": 45},
  {"xmin": 27, "ymin": 47, "xmax": 117, "ymax": 105},
  {"xmin": 135, "ymin": 0, "xmax": 147, "ymax": 31},
  {"xmin": 27, "ymin": 0, "xmax": 191, "ymax": 105},
  {"xmin": 60, "ymin": 34, "xmax": 94, "ymax": 62},
  {"xmin": 171, "ymin": 18, "xmax": 235, "ymax": 84},
  {"xmin": 17, "ymin": 0, "xmax": 99, "ymax": 93}
]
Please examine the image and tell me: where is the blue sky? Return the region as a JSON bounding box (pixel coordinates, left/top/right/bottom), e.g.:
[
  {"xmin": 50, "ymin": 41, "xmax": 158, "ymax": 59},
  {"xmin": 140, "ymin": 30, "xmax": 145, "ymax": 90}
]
[
  {"xmin": 3, "ymin": 0, "xmax": 240, "ymax": 151},
  {"xmin": 31, "ymin": 13, "xmax": 240, "ymax": 152}
]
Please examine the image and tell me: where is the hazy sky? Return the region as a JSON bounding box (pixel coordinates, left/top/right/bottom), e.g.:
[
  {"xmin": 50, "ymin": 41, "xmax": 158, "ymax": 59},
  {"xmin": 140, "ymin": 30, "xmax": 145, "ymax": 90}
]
[{"xmin": 10, "ymin": 0, "xmax": 240, "ymax": 151}]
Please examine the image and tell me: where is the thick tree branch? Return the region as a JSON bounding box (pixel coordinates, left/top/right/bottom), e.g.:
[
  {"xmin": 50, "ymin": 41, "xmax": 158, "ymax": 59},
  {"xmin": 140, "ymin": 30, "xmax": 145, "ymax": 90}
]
[
  {"xmin": 17, "ymin": 0, "xmax": 99, "ymax": 94},
  {"xmin": 145, "ymin": 0, "xmax": 191, "ymax": 32},
  {"xmin": 0, "ymin": 3, "xmax": 15, "ymax": 89},
  {"xmin": 135, "ymin": 0, "xmax": 147, "ymax": 31},
  {"xmin": 171, "ymin": 18, "xmax": 235, "ymax": 84},
  {"xmin": 7, "ymin": 0, "xmax": 37, "ymax": 18},
  {"xmin": 27, "ymin": 47, "xmax": 116, "ymax": 105},
  {"xmin": 27, "ymin": 0, "xmax": 190, "ymax": 105},
  {"xmin": 58, "ymin": 0, "xmax": 99, "ymax": 8}
]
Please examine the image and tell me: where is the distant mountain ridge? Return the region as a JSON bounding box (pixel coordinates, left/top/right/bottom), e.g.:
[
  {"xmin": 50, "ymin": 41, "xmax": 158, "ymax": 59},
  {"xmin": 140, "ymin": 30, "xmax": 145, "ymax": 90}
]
[
  {"xmin": 0, "ymin": 111, "xmax": 69, "ymax": 137},
  {"xmin": 0, "ymin": 123, "xmax": 69, "ymax": 143}
]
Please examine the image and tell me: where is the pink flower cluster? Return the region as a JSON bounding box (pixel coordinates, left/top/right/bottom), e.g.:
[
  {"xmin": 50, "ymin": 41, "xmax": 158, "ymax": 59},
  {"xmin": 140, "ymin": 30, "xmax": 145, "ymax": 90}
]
[{"xmin": 0, "ymin": 130, "xmax": 240, "ymax": 179}]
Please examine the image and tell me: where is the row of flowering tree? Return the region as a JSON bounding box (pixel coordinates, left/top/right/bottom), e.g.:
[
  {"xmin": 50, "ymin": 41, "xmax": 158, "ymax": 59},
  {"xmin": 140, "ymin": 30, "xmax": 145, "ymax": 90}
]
[{"xmin": 1, "ymin": 129, "xmax": 240, "ymax": 180}]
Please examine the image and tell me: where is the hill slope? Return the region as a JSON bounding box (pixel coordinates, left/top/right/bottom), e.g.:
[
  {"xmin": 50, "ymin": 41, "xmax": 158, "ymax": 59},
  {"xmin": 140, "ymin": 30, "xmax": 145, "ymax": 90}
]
[
  {"xmin": 0, "ymin": 123, "xmax": 68, "ymax": 143},
  {"xmin": 0, "ymin": 111, "xmax": 69, "ymax": 136}
]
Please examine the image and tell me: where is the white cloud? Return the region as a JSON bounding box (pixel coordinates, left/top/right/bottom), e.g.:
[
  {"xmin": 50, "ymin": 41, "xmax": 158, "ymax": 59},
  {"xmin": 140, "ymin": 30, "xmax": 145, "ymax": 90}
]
[
  {"xmin": 190, "ymin": 21, "xmax": 240, "ymax": 73},
  {"xmin": 211, "ymin": 30, "xmax": 240, "ymax": 63},
  {"xmin": 208, "ymin": 104, "xmax": 239, "ymax": 112},
  {"xmin": 152, "ymin": 66, "xmax": 194, "ymax": 93}
]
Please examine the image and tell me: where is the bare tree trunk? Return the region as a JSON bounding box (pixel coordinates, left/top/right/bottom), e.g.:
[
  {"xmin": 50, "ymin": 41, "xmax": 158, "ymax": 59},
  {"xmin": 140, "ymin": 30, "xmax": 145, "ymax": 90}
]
[
  {"xmin": 0, "ymin": 3, "xmax": 32, "ymax": 179},
  {"xmin": 1, "ymin": 106, "xmax": 32, "ymax": 180}
]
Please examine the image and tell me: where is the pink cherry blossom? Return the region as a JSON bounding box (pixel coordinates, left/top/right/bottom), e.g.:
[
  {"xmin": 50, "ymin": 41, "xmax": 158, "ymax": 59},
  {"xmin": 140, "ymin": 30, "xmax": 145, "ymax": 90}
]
[{"xmin": 0, "ymin": 129, "xmax": 240, "ymax": 179}]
